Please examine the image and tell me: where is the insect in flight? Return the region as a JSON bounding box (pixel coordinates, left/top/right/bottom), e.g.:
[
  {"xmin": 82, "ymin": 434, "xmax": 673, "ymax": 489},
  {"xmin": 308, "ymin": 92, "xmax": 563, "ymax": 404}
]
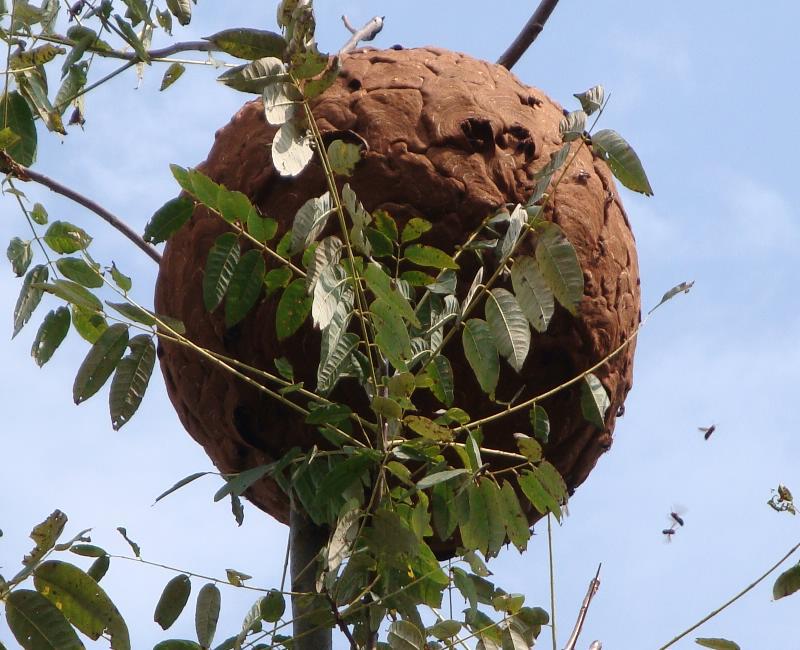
[
  {"xmin": 662, "ymin": 527, "xmax": 677, "ymax": 542},
  {"xmin": 698, "ymin": 424, "xmax": 716, "ymax": 440}
]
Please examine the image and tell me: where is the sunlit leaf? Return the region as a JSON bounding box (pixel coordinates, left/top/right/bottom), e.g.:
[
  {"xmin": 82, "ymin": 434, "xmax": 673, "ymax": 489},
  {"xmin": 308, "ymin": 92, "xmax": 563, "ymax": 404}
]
[
  {"xmin": 401, "ymin": 217, "xmax": 431, "ymax": 244},
  {"xmin": 463, "ymin": 267, "xmax": 484, "ymax": 315},
  {"xmin": 14, "ymin": 264, "xmax": 48, "ymax": 337},
  {"xmin": 109, "ymin": 263, "xmax": 132, "ymax": 292},
  {"xmin": 307, "ymin": 236, "xmax": 343, "ymax": 293},
  {"xmin": 695, "ymin": 639, "xmax": 741, "ymax": 650},
  {"xmin": 217, "ymin": 57, "xmax": 286, "ymax": 94},
  {"xmin": 773, "ymin": 563, "xmax": 800, "ymax": 600},
  {"xmin": 159, "ymin": 62, "xmax": 185, "ymax": 91},
  {"xmin": 43, "ymin": 221, "xmax": 91, "ymax": 254},
  {"xmin": 290, "ymin": 192, "xmax": 333, "ymax": 255},
  {"xmin": 276, "ymin": 278, "xmax": 312, "ymax": 340},
  {"xmin": 485, "ymin": 288, "xmax": 530, "ymax": 372},
  {"xmin": 31, "ymin": 203, "xmax": 48, "ymax": 225},
  {"xmin": 144, "ymin": 196, "xmax": 194, "ymax": 244},
  {"xmin": 511, "ymin": 256, "xmax": 554, "ymax": 333},
  {"xmin": 33, "ymin": 560, "xmax": 130, "ymax": 648},
  {"xmin": 71, "ymin": 306, "xmax": 108, "ymax": 344},
  {"xmin": 154, "ymin": 574, "xmax": 192, "ymax": 630},
  {"xmin": 462, "ymin": 318, "xmax": 499, "ymax": 394},
  {"xmin": 225, "ymin": 249, "xmax": 265, "ymax": 327},
  {"xmin": 404, "ymin": 244, "xmax": 458, "ymax": 270},
  {"xmin": 272, "ymin": 120, "xmax": 313, "ymax": 177},
  {"xmin": 404, "ymin": 415, "xmax": 454, "ymax": 442},
  {"xmin": 7, "ymin": 237, "xmax": 32, "ymax": 276},
  {"xmin": 535, "ymin": 222, "xmax": 583, "ymax": 315},
  {"xmin": 56, "ymin": 257, "xmax": 103, "ymax": 288},
  {"xmin": 649, "ymin": 280, "xmax": 695, "ymax": 314},
  {"xmin": 580, "ymin": 373, "xmax": 610, "ymax": 428},
  {"xmin": 0, "ymin": 91, "xmax": 37, "ymax": 165},
  {"xmin": 317, "ymin": 330, "xmax": 359, "ymax": 395},
  {"xmin": 195, "ymin": 583, "xmax": 221, "ymax": 648},
  {"xmin": 498, "ymin": 205, "xmax": 525, "ymax": 262},
  {"xmin": 263, "ymin": 77, "xmax": 301, "ymax": 126},
  {"xmin": 5, "ymin": 589, "xmax": 83, "ymax": 650},
  {"xmin": 364, "ymin": 263, "xmax": 420, "ymax": 327},
  {"xmin": 513, "ymin": 433, "xmax": 542, "ymax": 463},
  {"xmin": 559, "ymin": 110, "xmax": 587, "ymax": 143},
  {"xmin": 591, "ymin": 129, "xmax": 653, "ymax": 195},
  {"xmin": 166, "ymin": 0, "xmax": 191, "ymax": 25},
  {"xmin": 573, "ymin": 85, "xmax": 605, "ymax": 115},
  {"xmin": 31, "ymin": 307, "xmax": 70, "ymax": 366},
  {"xmin": 109, "ymin": 334, "xmax": 156, "ymax": 430},
  {"xmin": 388, "ymin": 619, "xmax": 424, "ymax": 650},
  {"xmin": 203, "ymin": 232, "xmax": 240, "ymax": 312},
  {"xmin": 38, "ymin": 279, "xmax": 101, "ymax": 313},
  {"xmin": 327, "ymin": 140, "xmax": 362, "ymax": 176},
  {"xmin": 530, "ymin": 404, "xmax": 550, "ymax": 444},
  {"xmin": 73, "ymin": 323, "xmax": 129, "ymax": 405},
  {"xmin": 204, "ymin": 28, "xmax": 286, "ymax": 60}
]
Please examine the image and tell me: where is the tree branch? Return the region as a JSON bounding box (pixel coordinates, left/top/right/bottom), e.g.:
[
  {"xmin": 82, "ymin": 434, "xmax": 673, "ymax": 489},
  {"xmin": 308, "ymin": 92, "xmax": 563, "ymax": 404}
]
[
  {"xmin": 338, "ymin": 16, "xmax": 384, "ymax": 56},
  {"xmin": 0, "ymin": 153, "xmax": 162, "ymax": 264},
  {"xmin": 563, "ymin": 564, "xmax": 602, "ymax": 650},
  {"xmin": 496, "ymin": 0, "xmax": 561, "ymax": 70}
]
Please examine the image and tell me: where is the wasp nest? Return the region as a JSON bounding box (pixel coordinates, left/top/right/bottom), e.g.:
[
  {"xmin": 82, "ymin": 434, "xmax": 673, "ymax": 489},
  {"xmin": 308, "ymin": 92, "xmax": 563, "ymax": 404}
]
[{"xmin": 155, "ymin": 47, "xmax": 640, "ymax": 533}]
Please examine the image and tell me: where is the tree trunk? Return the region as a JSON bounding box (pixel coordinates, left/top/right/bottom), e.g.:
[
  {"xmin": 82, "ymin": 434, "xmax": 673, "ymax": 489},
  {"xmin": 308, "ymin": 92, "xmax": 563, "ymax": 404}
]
[{"xmin": 290, "ymin": 504, "xmax": 332, "ymax": 650}]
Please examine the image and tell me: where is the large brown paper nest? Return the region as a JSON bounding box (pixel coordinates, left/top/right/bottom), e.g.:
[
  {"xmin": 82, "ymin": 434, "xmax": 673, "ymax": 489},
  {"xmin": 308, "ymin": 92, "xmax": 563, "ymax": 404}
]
[{"xmin": 155, "ymin": 48, "xmax": 640, "ymax": 543}]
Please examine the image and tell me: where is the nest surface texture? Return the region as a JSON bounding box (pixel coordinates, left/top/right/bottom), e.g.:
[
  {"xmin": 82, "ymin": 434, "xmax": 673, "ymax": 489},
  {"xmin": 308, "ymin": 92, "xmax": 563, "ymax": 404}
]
[{"xmin": 155, "ymin": 47, "xmax": 641, "ymax": 527}]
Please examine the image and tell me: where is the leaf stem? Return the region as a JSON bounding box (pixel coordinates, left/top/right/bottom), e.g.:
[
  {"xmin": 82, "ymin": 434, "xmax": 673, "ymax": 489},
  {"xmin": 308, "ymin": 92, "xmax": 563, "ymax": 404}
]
[
  {"xmin": 547, "ymin": 513, "xmax": 558, "ymax": 650},
  {"xmin": 657, "ymin": 540, "xmax": 800, "ymax": 650}
]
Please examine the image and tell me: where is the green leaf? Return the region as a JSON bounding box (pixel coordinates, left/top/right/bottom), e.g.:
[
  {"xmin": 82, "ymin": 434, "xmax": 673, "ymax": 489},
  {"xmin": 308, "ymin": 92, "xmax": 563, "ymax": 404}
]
[
  {"xmin": 217, "ymin": 57, "xmax": 286, "ymax": 94},
  {"xmin": 276, "ymin": 278, "xmax": 312, "ymax": 340},
  {"xmin": 31, "ymin": 307, "xmax": 70, "ymax": 366},
  {"xmin": 186, "ymin": 170, "xmax": 221, "ymax": 212},
  {"xmin": 264, "ymin": 266, "xmax": 292, "ymax": 296},
  {"xmin": 144, "ymin": 196, "xmax": 194, "ymax": 244},
  {"xmin": 649, "ymin": 280, "xmax": 695, "ymax": 314},
  {"xmin": 69, "ymin": 544, "xmax": 106, "ymax": 558},
  {"xmin": 114, "ymin": 14, "xmax": 149, "ymax": 62},
  {"xmin": 14, "ymin": 265, "xmax": 49, "ymax": 337},
  {"xmin": 388, "ymin": 620, "xmax": 424, "ymax": 650},
  {"xmin": 327, "ymin": 140, "xmax": 362, "ymax": 176},
  {"xmin": 511, "ymin": 256, "xmax": 554, "ymax": 333},
  {"xmin": 5, "ymin": 589, "xmax": 83, "ymax": 650},
  {"xmin": 404, "ymin": 415, "xmax": 454, "ymax": 442},
  {"xmin": 17, "ymin": 71, "xmax": 65, "ymax": 134},
  {"xmin": 773, "ymin": 563, "xmax": 800, "ymax": 599},
  {"xmin": 56, "ymin": 257, "xmax": 103, "ymax": 288},
  {"xmin": 417, "ymin": 469, "xmax": 469, "ymax": 491},
  {"xmin": 73, "ymin": 323, "xmax": 129, "ymax": 405},
  {"xmin": 109, "ymin": 334, "xmax": 156, "ymax": 430},
  {"xmin": 0, "ymin": 126, "xmax": 21, "ymax": 150},
  {"xmin": 500, "ymin": 481, "xmax": 531, "ymax": 551},
  {"xmin": 22, "ymin": 510, "xmax": 68, "ymax": 570},
  {"xmin": 154, "ymin": 574, "xmax": 192, "ymax": 630},
  {"xmin": 513, "ymin": 434, "xmax": 542, "ymax": 463},
  {"xmin": 259, "ymin": 589, "xmax": 285, "ymax": 622},
  {"xmin": 290, "ymin": 192, "xmax": 333, "ymax": 255},
  {"xmin": 71, "ymin": 306, "xmax": 108, "ymax": 344},
  {"xmin": 559, "ymin": 110, "xmax": 587, "ymax": 142},
  {"xmin": 246, "ymin": 212, "xmax": 277, "ymax": 243},
  {"xmin": 529, "ymin": 404, "xmax": 550, "ymax": 444},
  {"xmin": 116, "ymin": 527, "xmax": 141, "ymax": 558},
  {"xmin": 31, "ymin": 203, "xmax": 48, "ymax": 225},
  {"xmin": 460, "ymin": 482, "xmax": 489, "ymax": 555},
  {"xmin": 0, "ymin": 91, "xmax": 37, "ymax": 166},
  {"xmin": 154, "ymin": 472, "xmax": 211, "ymax": 503},
  {"xmin": 365, "ymin": 227, "xmax": 393, "ymax": 258},
  {"xmin": 263, "ymin": 77, "xmax": 301, "ymax": 126},
  {"xmin": 574, "ymin": 85, "xmax": 605, "ymax": 115},
  {"xmin": 372, "ymin": 298, "xmax": 413, "ymax": 371},
  {"xmin": 518, "ymin": 470, "xmax": 560, "ymax": 518},
  {"xmin": 225, "ymin": 249, "xmax": 265, "ymax": 327},
  {"xmin": 372, "ymin": 210, "xmax": 398, "ymax": 243},
  {"xmin": 317, "ymin": 331, "xmax": 359, "ymax": 395},
  {"xmin": 404, "ymin": 244, "xmax": 458, "ymax": 270},
  {"xmin": 462, "ymin": 318, "xmax": 499, "ymax": 394},
  {"xmin": 214, "ymin": 465, "xmax": 273, "ymax": 502},
  {"xmin": 485, "ymin": 288, "xmax": 530, "ymax": 373},
  {"xmin": 166, "ymin": 0, "xmax": 191, "ymax": 25},
  {"xmin": 195, "ymin": 583, "xmax": 221, "ymax": 648},
  {"xmin": 272, "ymin": 120, "xmax": 313, "ymax": 177},
  {"xmin": 39, "ymin": 279, "xmax": 101, "ymax": 313},
  {"xmin": 591, "ymin": 129, "xmax": 653, "ymax": 195},
  {"xmin": 581, "ymin": 373, "xmax": 610, "ymax": 428},
  {"xmin": 479, "ymin": 479, "xmax": 507, "ymax": 557},
  {"xmin": 109, "ymin": 263, "xmax": 132, "ymax": 292},
  {"xmin": 535, "ymin": 222, "xmax": 583, "ymax": 315},
  {"xmin": 204, "ymin": 28, "xmax": 286, "ymax": 60},
  {"xmin": 33, "ymin": 560, "xmax": 130, "ymax": 648},
  {"xmin": 160, "ymin": 62, "xmax": 185, "ymax": 91},
  {"xmin": 306, "ymin": 403, "xmax": 352, "ymax": 426},
  {"xmin": 695, "ymin": 640, "xmax": 741, "ymax": 650},
  {"xmin": 7, "ymin": 237, "xmax": 32, "ymax": 276},
  {"xmin": 203, "ymin": 233, "xmax": 240, "ymax": 312},
  {"xmin": 401, "ymin": 217, "xmax": 431, "ymax": 243},
  {"xmin": 87, "ymin": 556, "xmax": 110, "ymax": 583},
  {"xmin": 429, "ymin": 619, "xmax": 462, "ymax": 640},
  {"xmin": 428, "ymin": 355, "xmax": 454, "ymax": 406},
  {"xmin": 153, "ymin": 642, "xmax": 201, "ymax": 650},
  {"xmin": 364, "ymin": 264, "xmax": 420, "ymax": 327},
  {"xmin": 43, "ymin": 221, "xmax": 91, "ymax": 254},
  {"xmin": 536, "ymin": 461, "xmax": 568, "ymax": 508}
]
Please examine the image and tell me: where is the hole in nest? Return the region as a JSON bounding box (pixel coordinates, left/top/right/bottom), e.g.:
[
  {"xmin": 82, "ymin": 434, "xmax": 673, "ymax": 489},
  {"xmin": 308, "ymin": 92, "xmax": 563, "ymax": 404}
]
[
  {"xmin": 347, "ymin": 78, "xmax": 362, "ymax": 91},
  {"xmin": 460, "ymin": 117, "xmax": 494, "ymax": 153}
]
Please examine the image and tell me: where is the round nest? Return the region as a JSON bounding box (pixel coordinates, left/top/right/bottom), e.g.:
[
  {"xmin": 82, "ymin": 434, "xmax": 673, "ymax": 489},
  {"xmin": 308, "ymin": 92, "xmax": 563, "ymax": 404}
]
[{"xmin": 155, "ymin": 47, "xmax": 640, "ymax": 537}]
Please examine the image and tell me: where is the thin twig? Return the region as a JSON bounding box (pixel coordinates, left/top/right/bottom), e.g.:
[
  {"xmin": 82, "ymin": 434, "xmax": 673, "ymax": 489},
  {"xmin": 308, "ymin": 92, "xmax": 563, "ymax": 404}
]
[
  {"xmin": 658, "ymin": 540, "xmax": 800, "ymax": 649},
  {"xmin": 496, "ymin": 0, "xmax": 561, "ymax": 70},
  {"xmin": 548, "ymin": 514, "xmax": 558, "ymax": 650},
  {"xmin": 0, "ymin": 153, "xmax": 161, "ymax": 264},
  {"xmin": 563, "ymin": 564, "xmax": 602, "ymax": 650},
  {"xmin": 338, "ymin": 15, "xmax": 384, "ymax": 56},
  {"xmin": 325, "ymin": 593, "xmax": 359, "ymax": 650}
]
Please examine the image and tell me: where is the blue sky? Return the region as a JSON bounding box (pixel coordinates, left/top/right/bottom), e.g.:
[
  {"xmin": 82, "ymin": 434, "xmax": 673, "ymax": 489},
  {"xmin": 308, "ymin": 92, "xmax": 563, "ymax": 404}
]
[{"xmin": 2, "ymin": 1, "xmax": 799, "ymax": 648}]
